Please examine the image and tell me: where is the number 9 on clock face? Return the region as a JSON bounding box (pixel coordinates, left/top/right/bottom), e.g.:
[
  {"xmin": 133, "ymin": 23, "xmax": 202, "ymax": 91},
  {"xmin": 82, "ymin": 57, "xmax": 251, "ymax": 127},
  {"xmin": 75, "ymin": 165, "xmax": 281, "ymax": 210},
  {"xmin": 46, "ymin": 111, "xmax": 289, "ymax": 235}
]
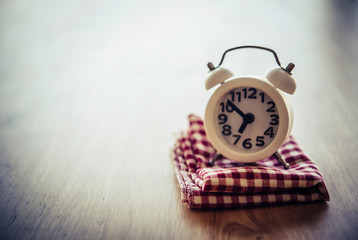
[{"xmin": 216, "ymin": 86, "xmax": 279, "ymax": 152}]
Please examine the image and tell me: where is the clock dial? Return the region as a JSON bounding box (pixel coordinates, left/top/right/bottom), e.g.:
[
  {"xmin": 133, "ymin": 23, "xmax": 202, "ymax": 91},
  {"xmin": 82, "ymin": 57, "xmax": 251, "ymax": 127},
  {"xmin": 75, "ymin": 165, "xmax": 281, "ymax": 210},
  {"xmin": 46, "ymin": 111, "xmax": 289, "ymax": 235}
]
[{"xmin": 216, "ymin": 87, "xmax": 279, "ymax": 153}]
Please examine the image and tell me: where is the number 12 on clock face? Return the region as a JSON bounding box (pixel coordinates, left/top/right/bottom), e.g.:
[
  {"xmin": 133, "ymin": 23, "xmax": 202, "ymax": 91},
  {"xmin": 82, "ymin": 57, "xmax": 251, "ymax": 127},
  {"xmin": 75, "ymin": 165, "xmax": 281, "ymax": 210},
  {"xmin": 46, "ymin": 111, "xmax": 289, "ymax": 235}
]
[{"xmin": 216, "ymin": 87, "xmax": 280, "ymax": 153}]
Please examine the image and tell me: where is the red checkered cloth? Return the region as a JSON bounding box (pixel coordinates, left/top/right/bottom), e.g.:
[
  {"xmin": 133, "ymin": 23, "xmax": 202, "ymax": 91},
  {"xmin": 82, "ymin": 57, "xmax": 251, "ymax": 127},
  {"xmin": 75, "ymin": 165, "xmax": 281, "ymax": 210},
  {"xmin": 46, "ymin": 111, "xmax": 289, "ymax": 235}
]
[{"xmin": 172, "ymin": 114, "xmax": 329, "ymax": 209}]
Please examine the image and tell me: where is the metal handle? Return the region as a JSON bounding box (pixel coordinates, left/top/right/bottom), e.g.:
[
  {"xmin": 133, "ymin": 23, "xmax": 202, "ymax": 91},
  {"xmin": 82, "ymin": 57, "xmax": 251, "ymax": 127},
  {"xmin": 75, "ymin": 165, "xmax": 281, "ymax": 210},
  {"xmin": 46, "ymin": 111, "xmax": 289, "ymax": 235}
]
[{"xmin": 208, "ymin": 45, "xmax": 293, "ymax": 73}]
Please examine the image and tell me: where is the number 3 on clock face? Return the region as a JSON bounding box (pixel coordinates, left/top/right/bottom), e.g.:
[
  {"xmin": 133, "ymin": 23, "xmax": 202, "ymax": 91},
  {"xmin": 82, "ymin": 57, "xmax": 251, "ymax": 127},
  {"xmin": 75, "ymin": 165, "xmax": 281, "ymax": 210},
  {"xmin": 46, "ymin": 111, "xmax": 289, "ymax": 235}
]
[{"xmin": 216, "ymin": 86, "xmax": 279, "ymax": 153}]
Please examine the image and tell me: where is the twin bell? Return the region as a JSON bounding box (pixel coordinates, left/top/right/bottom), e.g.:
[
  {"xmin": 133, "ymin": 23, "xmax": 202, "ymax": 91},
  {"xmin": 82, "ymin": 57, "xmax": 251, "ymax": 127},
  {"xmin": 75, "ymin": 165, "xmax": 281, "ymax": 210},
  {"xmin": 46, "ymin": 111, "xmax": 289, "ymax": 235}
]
[{"xmin": 205, "ymin": 62, "xmax": 297, "ymax": 95}]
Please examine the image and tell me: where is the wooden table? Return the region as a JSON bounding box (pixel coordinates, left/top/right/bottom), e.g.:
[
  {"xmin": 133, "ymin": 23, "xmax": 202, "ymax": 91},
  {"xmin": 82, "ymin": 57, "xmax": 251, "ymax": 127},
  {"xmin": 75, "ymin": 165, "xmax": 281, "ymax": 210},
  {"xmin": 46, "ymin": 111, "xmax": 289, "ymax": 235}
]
[{"xmin": 1, "ymin": 0, "xmax": 357, "ymax": 239}]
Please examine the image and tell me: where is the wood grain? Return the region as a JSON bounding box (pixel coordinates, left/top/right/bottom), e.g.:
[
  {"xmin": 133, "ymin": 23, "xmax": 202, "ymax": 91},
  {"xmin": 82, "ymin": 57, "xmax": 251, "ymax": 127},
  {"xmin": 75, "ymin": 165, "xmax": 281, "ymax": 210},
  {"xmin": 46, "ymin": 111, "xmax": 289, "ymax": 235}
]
[{"xmin": 1, "ymin": 0, "xmax": 358, "ymax": 239}]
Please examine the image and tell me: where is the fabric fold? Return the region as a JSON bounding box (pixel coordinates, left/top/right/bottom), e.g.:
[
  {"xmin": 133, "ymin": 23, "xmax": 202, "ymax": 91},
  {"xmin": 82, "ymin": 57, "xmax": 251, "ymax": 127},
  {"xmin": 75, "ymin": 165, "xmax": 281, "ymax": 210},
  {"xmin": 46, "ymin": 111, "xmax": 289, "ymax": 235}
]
[{"xmin": 172, "ymin": 114, "xmax": 329, "ymax": 209}]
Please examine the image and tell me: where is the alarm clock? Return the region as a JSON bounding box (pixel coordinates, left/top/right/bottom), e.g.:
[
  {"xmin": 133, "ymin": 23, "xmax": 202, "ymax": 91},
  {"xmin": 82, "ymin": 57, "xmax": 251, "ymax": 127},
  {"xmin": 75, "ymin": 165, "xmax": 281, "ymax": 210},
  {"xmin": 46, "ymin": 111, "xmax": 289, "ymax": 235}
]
[{"xmin": 204, "ymin": 46, "xmax": 296, "ymax": 169}]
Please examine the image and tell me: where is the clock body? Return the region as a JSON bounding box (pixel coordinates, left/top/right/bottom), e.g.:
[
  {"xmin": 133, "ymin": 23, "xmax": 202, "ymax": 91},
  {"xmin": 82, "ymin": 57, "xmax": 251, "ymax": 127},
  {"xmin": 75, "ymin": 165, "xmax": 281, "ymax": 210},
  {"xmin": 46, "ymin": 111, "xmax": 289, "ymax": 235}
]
[{"xmin": 204, "ymin": 76, "xmax": 293, "ymax": 163}]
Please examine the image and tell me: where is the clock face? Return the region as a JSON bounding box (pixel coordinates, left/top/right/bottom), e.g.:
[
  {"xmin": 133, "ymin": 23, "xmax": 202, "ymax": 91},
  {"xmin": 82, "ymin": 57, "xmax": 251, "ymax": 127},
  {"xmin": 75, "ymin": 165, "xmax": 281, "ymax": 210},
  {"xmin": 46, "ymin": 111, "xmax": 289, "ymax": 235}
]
[{"xmin": 215, "ymin": 86, "xmax": 279, "ymax": 153}]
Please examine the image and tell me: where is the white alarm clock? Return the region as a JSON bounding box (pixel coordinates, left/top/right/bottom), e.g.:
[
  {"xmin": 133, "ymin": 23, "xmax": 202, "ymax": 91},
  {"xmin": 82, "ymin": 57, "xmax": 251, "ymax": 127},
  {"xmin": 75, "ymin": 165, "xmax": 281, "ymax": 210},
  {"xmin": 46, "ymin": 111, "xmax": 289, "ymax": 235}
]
[{"xmin": 204, "ymin": 46, "xmax": 296, "ymax": 169}]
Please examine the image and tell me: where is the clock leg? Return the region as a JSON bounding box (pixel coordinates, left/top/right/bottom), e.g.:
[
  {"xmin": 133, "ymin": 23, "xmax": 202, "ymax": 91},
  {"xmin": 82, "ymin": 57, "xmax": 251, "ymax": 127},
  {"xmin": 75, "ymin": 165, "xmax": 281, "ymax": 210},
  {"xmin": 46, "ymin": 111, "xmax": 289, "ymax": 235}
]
[
  {"xmin": 209, "ymin": 153, "xmax": 223, "ymax": 166},
  {"xmin": 272, "ymin": 152, "xmax": 290, "ymax": 169}
]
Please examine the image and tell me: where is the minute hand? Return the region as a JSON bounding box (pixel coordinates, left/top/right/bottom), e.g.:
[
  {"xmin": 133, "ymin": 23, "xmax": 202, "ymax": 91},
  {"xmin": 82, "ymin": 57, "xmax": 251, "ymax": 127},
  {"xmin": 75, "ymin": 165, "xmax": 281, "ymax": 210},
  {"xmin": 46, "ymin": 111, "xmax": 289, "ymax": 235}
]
[{"xmin": 226, "ymin": 99, "xmax": 245, "ymax": 118}]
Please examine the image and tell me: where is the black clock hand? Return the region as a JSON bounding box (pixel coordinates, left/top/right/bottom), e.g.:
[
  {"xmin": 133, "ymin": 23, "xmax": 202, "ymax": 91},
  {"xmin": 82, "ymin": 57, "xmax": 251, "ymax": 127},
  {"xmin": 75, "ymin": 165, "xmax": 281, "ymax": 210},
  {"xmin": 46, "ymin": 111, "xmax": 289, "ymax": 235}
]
[
  {"xmin": 238, "ymin": 113, "xmax": 255, "ymax": 134},
  {"xmin": 226, "ymin": 99, "xmax": 255, "ymax": 133},
  {"xmin": 226, "ymin": 99, "xmax": 245, "ymax": 118},
  {"xmin": 238, "ymin": 121, "xmax": 249, "ymax": 134}
]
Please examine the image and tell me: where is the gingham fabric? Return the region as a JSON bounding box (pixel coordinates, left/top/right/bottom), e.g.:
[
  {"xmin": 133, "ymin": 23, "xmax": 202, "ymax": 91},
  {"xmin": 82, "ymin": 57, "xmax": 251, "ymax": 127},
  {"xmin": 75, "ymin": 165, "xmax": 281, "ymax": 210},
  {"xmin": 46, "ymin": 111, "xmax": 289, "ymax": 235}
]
[{"xmin": 172, "ymin": 114, "xmax": 329, "ymax": 209}]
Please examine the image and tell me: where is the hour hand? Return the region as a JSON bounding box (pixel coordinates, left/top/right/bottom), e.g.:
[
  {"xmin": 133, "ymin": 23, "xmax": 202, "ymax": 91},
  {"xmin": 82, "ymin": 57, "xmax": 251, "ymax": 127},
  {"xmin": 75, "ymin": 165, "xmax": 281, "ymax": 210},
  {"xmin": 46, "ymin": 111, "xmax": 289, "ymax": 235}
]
[
  {"xmin": 238, "ymin": 113, "xmax": 255, "ymax": 134},
  {"xmin": 238, "ymin": 121, "xmax": 248, "ymax": 134},
  {"xmin": 226, "ymin": 99, "xmax": 245, "ymax": 118}
]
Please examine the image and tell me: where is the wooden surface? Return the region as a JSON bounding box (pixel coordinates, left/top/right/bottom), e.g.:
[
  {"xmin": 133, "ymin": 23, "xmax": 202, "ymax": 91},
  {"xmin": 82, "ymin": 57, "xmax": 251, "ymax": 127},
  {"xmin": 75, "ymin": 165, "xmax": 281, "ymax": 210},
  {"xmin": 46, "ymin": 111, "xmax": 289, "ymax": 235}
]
[{"xmin": 1, "ymin": 0, "xmax": 358, "ymax": 239}]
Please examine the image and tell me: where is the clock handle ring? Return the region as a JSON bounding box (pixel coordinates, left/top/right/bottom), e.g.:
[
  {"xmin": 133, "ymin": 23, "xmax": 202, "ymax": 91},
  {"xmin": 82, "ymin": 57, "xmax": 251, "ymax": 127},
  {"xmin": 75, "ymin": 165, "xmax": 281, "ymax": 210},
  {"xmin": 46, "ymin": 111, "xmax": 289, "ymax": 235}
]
[{"xmin": 212, "ymin": 45, "xmax": 293, "ymax": 74}]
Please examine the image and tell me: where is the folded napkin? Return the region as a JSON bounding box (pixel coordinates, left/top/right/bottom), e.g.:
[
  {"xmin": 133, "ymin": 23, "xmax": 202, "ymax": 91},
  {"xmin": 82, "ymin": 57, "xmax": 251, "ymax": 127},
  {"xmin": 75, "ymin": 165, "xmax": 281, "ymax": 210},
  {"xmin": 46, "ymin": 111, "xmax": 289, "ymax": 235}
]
[{"xmin": 172, "ymin": 114, "xmax": 329, "ymax": 209}]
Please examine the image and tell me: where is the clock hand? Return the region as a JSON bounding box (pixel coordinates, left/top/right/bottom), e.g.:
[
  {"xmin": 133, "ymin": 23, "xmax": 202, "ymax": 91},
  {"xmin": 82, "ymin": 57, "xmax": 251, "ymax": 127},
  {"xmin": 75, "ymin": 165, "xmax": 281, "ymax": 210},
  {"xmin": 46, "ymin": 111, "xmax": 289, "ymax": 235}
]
[
  {"xmin": 238, "ymin": 121, "xmax": 248, "ymax": 134},
  {"xmin": 226, "ymin": 99, "xmax": 255, "ymax": 133},
  {"xmin": 226, "ymin": 99, "xmax": 245, "ymax": 118},
  {"xmin": 238, "ymin": 113, "xmax": 255, "ymax": 134}
]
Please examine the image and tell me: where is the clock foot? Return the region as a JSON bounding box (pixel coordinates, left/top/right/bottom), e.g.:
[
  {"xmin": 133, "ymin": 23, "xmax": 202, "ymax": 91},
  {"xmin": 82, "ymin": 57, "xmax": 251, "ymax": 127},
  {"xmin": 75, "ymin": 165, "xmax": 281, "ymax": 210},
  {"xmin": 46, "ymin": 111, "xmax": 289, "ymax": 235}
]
[
  {"xmin": 272, "ymin": 152, "xmax": 290, "ymax": 169},
  {"xmin": 209, "ymin": 154, "xmax": 223, "ymax": 166}
]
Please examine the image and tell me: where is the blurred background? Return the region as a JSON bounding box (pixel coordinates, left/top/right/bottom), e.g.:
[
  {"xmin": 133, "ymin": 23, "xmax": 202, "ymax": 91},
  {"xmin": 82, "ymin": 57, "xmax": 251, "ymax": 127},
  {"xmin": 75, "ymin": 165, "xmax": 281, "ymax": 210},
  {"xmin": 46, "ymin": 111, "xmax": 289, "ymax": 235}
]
[
  {"xmin": 1, "ymin": 0, "xmax": 357, "ymax": 133},
  {"xmin": 1, "ymin": 0, "xmax": 357, "ymax": 132},
  {"xmin": 1, "ymin": 0, "xmax": 358, "ymax": 239}
]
